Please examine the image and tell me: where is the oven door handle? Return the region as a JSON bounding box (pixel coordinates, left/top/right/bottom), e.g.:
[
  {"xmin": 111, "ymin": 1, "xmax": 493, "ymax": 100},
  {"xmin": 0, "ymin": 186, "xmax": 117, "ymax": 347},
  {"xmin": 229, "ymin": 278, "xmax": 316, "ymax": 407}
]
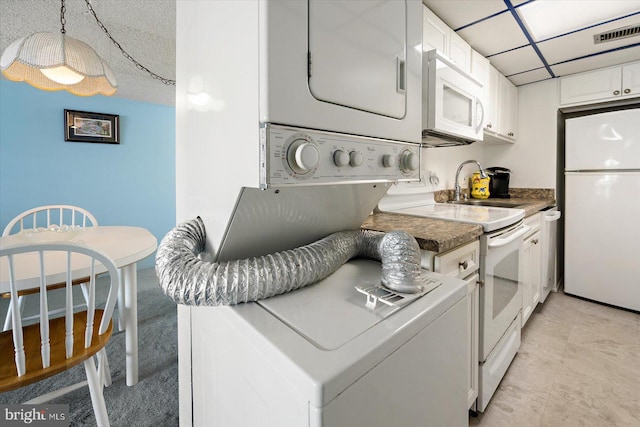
[{"xmin": 488, "ymin": 225, "xmax": 531, "ymax": 248}]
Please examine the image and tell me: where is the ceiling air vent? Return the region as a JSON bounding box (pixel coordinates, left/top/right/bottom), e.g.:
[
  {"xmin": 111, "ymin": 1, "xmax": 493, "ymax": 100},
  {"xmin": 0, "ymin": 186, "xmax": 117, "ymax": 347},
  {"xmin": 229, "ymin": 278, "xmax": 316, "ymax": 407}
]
[{"xmin": 594, "ymin": 24, "xmax": 640, "ymax": 44}]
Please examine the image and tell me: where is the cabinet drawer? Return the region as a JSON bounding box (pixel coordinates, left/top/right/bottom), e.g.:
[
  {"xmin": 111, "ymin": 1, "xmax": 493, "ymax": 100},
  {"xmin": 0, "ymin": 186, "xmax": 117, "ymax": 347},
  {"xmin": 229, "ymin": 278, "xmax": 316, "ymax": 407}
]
[{"xmin": 434, "ymin": 240, "xmax": 479, "ymax": 279}]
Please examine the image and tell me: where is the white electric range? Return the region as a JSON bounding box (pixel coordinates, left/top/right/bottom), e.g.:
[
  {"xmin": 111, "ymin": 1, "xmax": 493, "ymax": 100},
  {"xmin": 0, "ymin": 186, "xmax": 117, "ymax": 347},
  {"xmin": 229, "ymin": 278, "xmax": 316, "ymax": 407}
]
[
  {"xmin": 377, "ymin": 191, "xmax": 525, "ymax": 232},
  {"xmin": 377, "ymin": 189, "xmax": 528, "ymax": 413}
]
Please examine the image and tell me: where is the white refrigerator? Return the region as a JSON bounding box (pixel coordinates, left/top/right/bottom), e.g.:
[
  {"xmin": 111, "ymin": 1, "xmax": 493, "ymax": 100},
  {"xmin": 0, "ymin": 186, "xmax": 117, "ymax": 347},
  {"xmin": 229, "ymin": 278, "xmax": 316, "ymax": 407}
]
[{"xmin": 564, "ymin": 107, "xmax": 640, "ymax": 311}]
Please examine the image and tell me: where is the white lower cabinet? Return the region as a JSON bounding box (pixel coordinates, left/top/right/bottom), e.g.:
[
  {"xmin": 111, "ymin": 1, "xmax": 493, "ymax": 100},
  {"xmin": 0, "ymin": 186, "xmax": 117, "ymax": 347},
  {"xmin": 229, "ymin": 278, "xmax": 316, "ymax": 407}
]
[
  {"xmin": 521, "ymin": 213, "xmax": 542, "ymax": 327},
  {"xmin": 429, "ymin": 240, "xmax": 480, "ymax": 410}
]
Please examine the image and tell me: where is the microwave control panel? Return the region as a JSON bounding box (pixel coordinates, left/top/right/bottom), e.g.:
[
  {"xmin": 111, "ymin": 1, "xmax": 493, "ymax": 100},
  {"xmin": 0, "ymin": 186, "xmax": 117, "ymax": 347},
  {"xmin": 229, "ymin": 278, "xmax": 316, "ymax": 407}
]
[{"xmin": 260, "ymin": 124, "xmax": 421, "ymax": 188}]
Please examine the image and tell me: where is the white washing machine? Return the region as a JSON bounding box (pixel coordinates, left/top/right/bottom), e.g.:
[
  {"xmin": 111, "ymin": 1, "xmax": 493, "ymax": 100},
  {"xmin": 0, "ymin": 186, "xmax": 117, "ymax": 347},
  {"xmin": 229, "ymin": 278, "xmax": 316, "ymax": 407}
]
[{"xmin": 189, "ymin": 259, "xmax": 468, "ymax": 427}]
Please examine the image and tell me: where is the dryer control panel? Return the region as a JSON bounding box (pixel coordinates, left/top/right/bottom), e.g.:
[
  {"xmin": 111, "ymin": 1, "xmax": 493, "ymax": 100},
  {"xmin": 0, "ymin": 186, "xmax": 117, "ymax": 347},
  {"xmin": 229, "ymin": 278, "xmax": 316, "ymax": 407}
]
[{"xmin": 260, "ymin": 124, "xmax": 421, "ymax": 188}]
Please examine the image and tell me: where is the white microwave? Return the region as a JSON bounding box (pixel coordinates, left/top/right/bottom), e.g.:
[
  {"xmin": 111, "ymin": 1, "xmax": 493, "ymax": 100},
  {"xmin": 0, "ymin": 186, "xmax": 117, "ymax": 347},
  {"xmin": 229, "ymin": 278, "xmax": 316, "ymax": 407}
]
[{"xmin": 422, "ymin": 50, "xmax": 485, "ymax": 146}]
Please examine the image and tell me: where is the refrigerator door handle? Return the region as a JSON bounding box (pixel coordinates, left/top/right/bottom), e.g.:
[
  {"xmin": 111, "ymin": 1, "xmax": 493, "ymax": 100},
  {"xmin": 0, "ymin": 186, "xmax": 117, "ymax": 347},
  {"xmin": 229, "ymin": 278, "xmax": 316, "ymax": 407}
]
[{"xmin": 544, "ymin": 212, "xmax": 561, "ymax": 222}]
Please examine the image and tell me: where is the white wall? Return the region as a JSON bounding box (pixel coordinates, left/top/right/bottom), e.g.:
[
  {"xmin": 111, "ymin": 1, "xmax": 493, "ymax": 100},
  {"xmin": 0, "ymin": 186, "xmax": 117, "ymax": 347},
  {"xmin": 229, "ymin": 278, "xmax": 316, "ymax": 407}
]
[{"xmin": 484, "ymin": 79, "xmax": 560, "ymax": 190}]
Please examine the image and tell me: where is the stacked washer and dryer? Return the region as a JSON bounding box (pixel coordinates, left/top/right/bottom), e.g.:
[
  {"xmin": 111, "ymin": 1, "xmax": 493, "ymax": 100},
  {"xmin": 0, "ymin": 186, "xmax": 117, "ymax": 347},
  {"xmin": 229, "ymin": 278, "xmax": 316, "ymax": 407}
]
[{"xmin": 169, "ymin": 1, "xmax": 469, "ymax": 426}]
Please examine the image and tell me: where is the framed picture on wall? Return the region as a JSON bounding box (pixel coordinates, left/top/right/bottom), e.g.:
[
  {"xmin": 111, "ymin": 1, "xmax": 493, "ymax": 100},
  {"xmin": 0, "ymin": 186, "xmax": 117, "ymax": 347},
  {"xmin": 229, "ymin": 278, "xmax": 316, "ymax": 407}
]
[{"xmin": 64, "ymin": 110, "xmax": 120, "ymax": 144}]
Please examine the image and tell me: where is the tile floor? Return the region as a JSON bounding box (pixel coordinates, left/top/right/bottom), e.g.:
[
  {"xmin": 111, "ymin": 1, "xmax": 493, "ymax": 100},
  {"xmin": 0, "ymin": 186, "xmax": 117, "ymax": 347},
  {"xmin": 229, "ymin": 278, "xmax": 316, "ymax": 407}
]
[{"xmin": 469, "ymin": 289, "xmax": 640, "ymax": 427}]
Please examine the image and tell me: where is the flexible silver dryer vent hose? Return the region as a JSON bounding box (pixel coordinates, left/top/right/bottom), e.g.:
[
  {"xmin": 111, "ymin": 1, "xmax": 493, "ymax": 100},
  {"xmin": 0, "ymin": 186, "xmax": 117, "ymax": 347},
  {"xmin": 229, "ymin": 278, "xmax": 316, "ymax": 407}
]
[{"xmin": 155, "ymin": 217, "xmax": 423, "ymax": 306}]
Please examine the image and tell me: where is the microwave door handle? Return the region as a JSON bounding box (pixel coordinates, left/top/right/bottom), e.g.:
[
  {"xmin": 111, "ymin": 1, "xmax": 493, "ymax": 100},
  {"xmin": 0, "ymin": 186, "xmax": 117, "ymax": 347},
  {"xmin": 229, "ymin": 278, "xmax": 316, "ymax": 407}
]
[
  {"xmin": 488, "ymin": 225, "xmax": 531, "ymax": 248},
  {"xmin": 475, "ymin": 98, "xmax": 485, "ymax": 134}
]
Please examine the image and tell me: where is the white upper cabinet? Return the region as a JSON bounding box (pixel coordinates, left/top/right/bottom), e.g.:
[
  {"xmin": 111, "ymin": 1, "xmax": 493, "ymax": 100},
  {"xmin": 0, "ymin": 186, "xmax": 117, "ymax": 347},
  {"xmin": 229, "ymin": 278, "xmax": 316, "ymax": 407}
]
[
  {"xmin": 483, "ymin": 65, "xmax": 518, "ymax": 143},
  {"xmin": 499, "ymin": 74, "xmax": 518, "ymax": 139},
  {"xmin": 559, "ymin": 61, "xmax": 640, "ymax": 106},
  {"xmin": 470, "ymin": 49, "xmax": 490, "ymax": 88},
  {"xmin": 422, "ymin": 5, "xmax": 471, "ymax": 74},
  {"xmin": 449, "ymin": 31, "xmax": 472, "ymax": 74},
  {"xmin": 423, "ymin": 5, "xmax": 449, "ymax": 54}
]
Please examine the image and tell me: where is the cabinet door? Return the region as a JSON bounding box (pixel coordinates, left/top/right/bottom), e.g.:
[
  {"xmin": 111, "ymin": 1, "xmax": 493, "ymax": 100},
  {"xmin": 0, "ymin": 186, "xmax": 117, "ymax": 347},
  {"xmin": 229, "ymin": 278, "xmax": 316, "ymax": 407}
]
[
  {"xmin": 423, "ymin": 5, "xmax": 449, "ymax": 54},
  {"xmin": 308, "ymin": 0, "xmax": 406, "ymax": 118},
  {"xmin": 622, "ymin": 62, "xmax": 640, "ymax": 98},
  {"xmin": 559, "ymin": 67, "xmax": 622, "ymax": 105},
  {"xmin": 465, "ymin": 273, "xmax": 480, "ymax": 409},
  {"xmin": 521, "ymin": 230, "xmax": 541, "ymax": 327},
  {"xmin": 498, "ymin": 74, "xmax": 517, "ymax": 139},
  {"xmin": 484, "ymin": 66, "xmax": 500, "ymax": 133},
  {"xmin": 449, "ymin": 31, "xmax": 472, "ymax": 74}
]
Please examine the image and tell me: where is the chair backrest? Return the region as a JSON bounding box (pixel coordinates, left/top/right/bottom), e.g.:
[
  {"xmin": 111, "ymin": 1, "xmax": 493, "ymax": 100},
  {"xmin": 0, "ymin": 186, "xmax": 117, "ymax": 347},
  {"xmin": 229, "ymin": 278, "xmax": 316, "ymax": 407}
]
[
  {"xmin": 3, "ymin": 205, "xmax": 98, "ymax": 236},
  {"xmin": 0, "ymin": 242, "xmax": 119, "ymax": 379}
]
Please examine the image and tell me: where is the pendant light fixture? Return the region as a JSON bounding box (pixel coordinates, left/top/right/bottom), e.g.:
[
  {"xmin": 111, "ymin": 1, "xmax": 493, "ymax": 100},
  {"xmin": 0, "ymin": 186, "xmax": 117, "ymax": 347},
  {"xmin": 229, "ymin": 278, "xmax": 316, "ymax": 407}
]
[{"xmin": 0, "ymin": 0, "xmax": 117, "ymax": 96}]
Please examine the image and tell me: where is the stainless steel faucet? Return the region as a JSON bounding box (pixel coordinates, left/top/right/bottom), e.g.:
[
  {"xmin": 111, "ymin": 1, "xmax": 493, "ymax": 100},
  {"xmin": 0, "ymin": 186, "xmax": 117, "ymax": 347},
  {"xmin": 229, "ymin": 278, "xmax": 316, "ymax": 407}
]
[{"xmin": 454, "ymin": 160, "xmax": 488, "ymax": 201}]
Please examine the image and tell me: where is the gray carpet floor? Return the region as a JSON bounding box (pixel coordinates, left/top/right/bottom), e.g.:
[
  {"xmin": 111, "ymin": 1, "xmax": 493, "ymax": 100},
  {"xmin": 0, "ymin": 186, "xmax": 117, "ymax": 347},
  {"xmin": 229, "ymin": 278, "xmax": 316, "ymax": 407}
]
[{"xmin": 0, "ymin": 269, "xmax": 179, "ymax": 427}]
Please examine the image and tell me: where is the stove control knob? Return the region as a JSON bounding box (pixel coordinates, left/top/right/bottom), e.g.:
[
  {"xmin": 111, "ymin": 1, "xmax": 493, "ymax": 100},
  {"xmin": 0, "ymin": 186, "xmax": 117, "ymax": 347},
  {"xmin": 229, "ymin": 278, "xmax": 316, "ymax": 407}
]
[
  {"xmin": 399, "ymin": 150, "xmax": 419, "ymax": 173},
  {"xmin": 333, "ymin": 150, "xmax": 350, "ymax": 167},
  {"xmin": 349, "ymin": 151, "xmax": 364, "ymax": 167},
  {"xmin": 382, "ymin": 154, "xmax": 396, "ymax": 168},
  {"xmin": 288, "ymin": 139, "xmax": 319, "ymax": 174}
]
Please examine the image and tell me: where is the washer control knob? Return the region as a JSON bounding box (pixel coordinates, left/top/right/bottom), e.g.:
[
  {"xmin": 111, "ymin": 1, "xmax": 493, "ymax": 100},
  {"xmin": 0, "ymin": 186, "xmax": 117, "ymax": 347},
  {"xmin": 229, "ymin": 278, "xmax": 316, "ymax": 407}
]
[
  {"xmin": 382, "ymin": 154, "xmax": 396, "ymax": 168},
  {"xmin": 349, "ymin": 151, "xmax": 364, "ymax": 167},
  {"xmin": 333, "ymin": 149, "xmax": 350, "ymax": 167},
  {"xmin": 399, "ymin": 150, "xmax": 419, "ymax": 172},
  {"xmin": 288, "ymin": 140, "xmax": 320, "ymax": 174}
]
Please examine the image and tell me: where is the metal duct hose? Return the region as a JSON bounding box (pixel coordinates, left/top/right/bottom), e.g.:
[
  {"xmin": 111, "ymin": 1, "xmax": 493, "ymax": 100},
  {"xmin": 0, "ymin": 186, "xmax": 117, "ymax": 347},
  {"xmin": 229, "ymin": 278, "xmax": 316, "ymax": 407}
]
[{"xmin": 155, "ymin": 217, "xmax": 423, "ymax": 306}]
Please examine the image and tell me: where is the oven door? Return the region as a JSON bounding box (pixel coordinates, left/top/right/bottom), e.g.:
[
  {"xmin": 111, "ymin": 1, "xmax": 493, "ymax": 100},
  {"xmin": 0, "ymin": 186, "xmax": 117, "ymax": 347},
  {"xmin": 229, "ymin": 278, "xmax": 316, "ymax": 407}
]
[{"xmin": 479, "ymin": 222, "xmax": 529, "ymax": 362}]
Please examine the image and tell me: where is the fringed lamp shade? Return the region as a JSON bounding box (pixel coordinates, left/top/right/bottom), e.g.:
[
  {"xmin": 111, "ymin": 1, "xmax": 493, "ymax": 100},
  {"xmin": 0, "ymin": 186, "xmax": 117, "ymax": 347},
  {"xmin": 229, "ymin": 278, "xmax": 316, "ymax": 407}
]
[{"xmin": 0, "ymin": 32, "xmax": 117, "ymax": 96}]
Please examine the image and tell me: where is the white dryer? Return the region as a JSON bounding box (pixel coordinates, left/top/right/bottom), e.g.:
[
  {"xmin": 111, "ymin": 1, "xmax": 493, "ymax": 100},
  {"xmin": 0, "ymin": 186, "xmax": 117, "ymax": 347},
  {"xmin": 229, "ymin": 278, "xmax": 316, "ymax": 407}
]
[
  {"xmin": 189, "ymin": 259, "xmax": 469, "ymax": 427},
  {"xmin": 260, "ymin": 0, "xmax": 422, "ymax": 143}
]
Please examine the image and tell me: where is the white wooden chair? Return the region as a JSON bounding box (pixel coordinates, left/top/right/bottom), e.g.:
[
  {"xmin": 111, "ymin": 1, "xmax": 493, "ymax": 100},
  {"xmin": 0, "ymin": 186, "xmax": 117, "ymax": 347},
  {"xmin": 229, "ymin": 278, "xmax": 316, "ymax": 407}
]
[
  {"xmin": 0, "ymin": 242, "xmax": 119, "ymax": 427},
  {"xmin": 2, "ymin": 205, "xmax": 98, "ymax": 331}
]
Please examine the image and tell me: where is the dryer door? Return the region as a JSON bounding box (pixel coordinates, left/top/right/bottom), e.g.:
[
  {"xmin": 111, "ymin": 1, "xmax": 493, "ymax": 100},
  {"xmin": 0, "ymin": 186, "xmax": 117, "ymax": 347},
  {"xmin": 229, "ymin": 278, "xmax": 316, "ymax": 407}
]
[{"xmin": 308, "ymin": 0, "xmax": 407, "ymax": 119}]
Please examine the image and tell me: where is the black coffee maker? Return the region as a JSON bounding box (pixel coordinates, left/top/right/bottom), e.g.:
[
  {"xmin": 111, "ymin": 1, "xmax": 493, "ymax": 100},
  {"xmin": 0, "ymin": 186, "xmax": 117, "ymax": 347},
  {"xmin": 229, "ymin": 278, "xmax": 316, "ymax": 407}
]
[{"xmin": 487, "ymin": 167, "xmax": 511, "ymax": 198}]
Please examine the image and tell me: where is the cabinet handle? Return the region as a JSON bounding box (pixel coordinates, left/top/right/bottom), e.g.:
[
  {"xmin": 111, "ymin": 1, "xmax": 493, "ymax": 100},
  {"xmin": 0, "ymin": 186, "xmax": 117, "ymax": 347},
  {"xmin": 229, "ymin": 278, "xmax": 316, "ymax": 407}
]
[
  {"xmin": 459, "ymin": 260, "xmax": 469, "ymax": 269},
  {"xmin": 508, "ymin": 132, "xmax": 514, "ymax": 137},
  {"xmin": 486, "ymin": 123, "xmax": 493, "ymax": 129},
  {"xmin": 624, "ymin": 88, "xmax": 631, "ymax": 94},
  {"xmin": 532, "ymin": 239, "xmax": 539, "ymax": 245},
  {"xmin": 613, "ymin": 90, "xmax": 620, "ymax": 95},
  {"xmin": 477, "ymin": 279, "xmax": 484, "ymax": 288}
]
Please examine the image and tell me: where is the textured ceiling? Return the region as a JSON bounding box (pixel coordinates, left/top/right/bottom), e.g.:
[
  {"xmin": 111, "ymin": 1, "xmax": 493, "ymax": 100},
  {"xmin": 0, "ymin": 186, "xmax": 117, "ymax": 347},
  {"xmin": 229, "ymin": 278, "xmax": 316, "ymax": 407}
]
[
  {"xmin": 2, "ymin": 1, "xmax": 639, "ymax": 105},
  {"xmin": 0, "ymin": 0, "xmax": 176, "ymax": 105}
]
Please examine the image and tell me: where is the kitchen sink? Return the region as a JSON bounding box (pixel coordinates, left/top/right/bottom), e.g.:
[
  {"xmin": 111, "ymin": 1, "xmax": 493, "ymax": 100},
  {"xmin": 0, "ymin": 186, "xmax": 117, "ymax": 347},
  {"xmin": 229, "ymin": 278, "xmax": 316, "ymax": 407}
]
[{"xmin": 448, "ymin": 199, "xmax": 526, "ymax": 208}]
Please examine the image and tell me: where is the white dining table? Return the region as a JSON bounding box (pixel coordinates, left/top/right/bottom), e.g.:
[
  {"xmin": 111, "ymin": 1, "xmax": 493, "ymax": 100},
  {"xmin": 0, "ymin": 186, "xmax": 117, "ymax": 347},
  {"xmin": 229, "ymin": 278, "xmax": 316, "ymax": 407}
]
[{"xmin": 0, "ymin": 226, "xmax": 158, "ymax": 386}]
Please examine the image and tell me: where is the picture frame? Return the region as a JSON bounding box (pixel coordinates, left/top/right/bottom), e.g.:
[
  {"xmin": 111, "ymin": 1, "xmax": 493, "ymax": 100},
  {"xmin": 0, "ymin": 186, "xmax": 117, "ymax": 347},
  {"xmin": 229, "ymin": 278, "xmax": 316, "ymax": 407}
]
[{"xmin": 64, "ymin": 110, "xmax": 120, "ymax": 144}]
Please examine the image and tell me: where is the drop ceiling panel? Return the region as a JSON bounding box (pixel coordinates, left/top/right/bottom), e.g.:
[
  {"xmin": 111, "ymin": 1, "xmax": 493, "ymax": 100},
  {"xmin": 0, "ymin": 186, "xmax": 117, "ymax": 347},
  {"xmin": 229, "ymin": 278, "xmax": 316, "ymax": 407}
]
[
  {"xmin": 458, "ymin": 11, "xmax": 529, "ymax": 57},
  {"xmin": 516, "ymin": 1, "xmax": 640, "ymax": 41},
  {"xmin": 551, "ymin": 45, "xmax": 640, "ymax": 77},
  {"xmin": 488, "ymin": 45, "xmax": 544, "ymax": 77},
  {"xmin": 507, "ymin": 68, "xmax": 552, "ymax": 86},
  {"xmin": 422, "ymin": 0, "xmax": 506, "ymax": 30},
  {"xmin": 538, "ymin": 15, "xmax": 640, "ymax": 65}
]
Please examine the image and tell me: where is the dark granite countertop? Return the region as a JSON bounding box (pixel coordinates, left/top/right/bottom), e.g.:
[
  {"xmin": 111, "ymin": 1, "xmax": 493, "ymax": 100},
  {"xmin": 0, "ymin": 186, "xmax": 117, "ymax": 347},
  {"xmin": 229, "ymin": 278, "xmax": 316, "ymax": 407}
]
[
  {"xmin": 361, "ymin": 212, "xmax": 483, "ymax": 253},
  {"xmin": 361, "ymin": 193, "xmax": 556, "ymax": 254}
]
